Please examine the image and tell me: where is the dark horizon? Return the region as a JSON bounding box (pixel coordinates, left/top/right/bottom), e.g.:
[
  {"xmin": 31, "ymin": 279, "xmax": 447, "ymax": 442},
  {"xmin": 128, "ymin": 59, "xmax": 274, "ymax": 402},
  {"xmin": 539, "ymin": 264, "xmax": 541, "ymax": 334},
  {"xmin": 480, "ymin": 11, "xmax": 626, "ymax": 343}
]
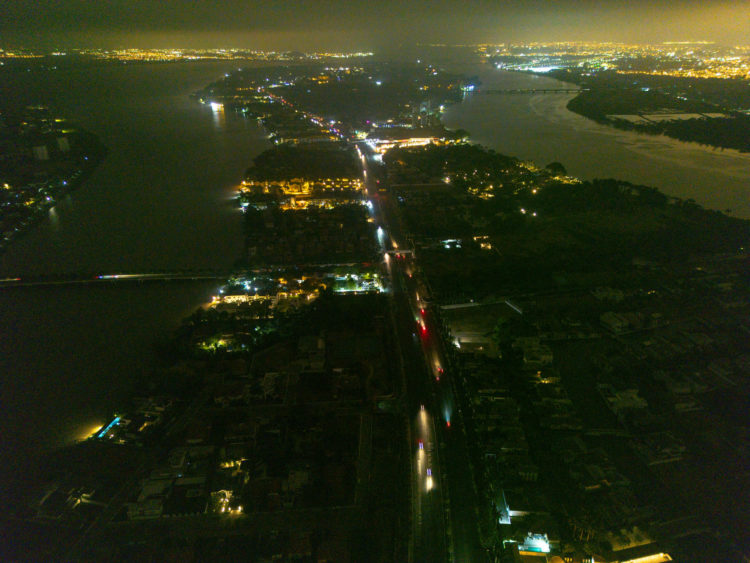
[{"xmin": 2, "ymin": 0, "xmax": 748, "ymax": 51}]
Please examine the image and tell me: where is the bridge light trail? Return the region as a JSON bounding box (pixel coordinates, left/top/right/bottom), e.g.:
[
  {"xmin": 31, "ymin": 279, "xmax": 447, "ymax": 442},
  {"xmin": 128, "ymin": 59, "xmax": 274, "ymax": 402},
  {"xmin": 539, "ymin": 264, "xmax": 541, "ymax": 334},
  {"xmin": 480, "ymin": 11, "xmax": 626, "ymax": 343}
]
[
  {"xmin": 98, "ymin": 274, "xmax": 151, "ymax": 280},
  {"xmin": 97, "ymin": 273, "xmax": 194, "ymax": 280}
]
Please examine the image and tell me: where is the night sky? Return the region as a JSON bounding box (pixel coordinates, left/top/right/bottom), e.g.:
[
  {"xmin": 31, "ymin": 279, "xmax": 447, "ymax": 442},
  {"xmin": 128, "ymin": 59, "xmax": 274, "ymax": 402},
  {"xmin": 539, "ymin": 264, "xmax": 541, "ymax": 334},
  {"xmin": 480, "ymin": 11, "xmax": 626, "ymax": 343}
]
[{"xmin": 1, "ymin": 0, "xmax": 748, "ymax": 50}]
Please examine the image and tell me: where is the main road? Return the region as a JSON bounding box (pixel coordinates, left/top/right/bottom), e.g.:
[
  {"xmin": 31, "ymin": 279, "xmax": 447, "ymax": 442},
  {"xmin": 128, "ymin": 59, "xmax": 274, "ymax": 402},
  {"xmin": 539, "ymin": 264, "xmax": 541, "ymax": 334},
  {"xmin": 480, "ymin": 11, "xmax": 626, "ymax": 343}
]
[{"xmin": 357, "ymin": 143, "xmax": 487, "ymax": 563}]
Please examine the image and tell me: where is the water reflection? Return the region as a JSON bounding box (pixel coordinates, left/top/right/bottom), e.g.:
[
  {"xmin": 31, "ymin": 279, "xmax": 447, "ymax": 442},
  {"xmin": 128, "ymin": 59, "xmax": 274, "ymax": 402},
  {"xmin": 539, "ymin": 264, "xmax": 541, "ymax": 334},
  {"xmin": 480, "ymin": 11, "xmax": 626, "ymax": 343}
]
[
  {"xmin": 48, "ymin": 206, "xmax": 58, "ymax": 230},
  {"xmin": 0, "ymin": 62, "xmax": 271, "ymax": 479},
  {"xmin": 211, "ymin": 101, "xmax": 225, "ymax": 128},
  {"xmin": 444, "ymin": 67, "xmax": 750, "ymax": 218}
]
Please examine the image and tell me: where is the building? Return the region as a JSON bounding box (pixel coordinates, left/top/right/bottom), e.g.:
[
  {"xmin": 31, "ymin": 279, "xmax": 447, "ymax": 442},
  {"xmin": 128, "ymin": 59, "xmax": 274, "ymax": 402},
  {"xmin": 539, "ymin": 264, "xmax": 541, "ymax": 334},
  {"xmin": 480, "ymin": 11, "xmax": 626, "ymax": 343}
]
[{"xmin": 366, "ymin": 127, "xmax": 456, "ymax": 154}]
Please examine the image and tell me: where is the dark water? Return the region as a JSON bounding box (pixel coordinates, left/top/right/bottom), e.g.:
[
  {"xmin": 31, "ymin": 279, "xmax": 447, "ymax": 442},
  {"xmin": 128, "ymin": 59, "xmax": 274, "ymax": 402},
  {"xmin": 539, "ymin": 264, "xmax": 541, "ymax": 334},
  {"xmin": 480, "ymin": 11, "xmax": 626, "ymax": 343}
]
[
  {"xmin": 0, "ymin": 61, "xmax": 270, "ymax": 487},
  {"xmin": 443, "ymin": 67, "xmax": 750, "ymax": 218},
  {"xmin": 0, "ymin": 61, "xmax": 270, "ymax": 273},
  {"xmin": 2, "ymin": 60, "xmax": 748, "ymax": 496}
]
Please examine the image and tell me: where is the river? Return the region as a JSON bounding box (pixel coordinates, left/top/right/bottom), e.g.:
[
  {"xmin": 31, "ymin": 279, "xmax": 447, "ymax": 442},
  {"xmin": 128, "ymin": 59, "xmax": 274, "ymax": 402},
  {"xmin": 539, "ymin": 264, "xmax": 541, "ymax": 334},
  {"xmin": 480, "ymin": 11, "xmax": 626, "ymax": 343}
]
[
  {"xmin": 1, "ymin": 59, "xmax": 748, "ymax": 496},
  {"xmin": 442, "ymin": 66, "xmax": 750, "ymax": 218},
  {"xmin": 0, "ymin": 61, "xmax": 270, "ymax": 490}
]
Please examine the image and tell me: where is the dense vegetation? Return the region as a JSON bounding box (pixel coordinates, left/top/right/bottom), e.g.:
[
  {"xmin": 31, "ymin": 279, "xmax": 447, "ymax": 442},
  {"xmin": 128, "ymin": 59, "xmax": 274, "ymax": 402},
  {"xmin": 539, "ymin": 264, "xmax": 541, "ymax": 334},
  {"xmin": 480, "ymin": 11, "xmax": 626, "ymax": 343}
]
[
  {"xmin": 245, "ymin": 143, "xmax": 360, "ymax": 180},
  {"xmin": 546, "ymin": 68, "xmax": 750, "ymax": 152},
  {"xmin": 385, "ymin": 144, "xmax": 750, "ymax": 300},
  {"xmin": 639, "ymin": 114, "xmax": 750, "ymax": 151},
  {"xmin": 566, "ymin": 86, "xmax": 714, "ymax": 117},
  {"xmin": 275, "ymin": 65, "xmax": 465, "ymax": 125},
  {"xmin": 548, "ymin": 68, "xmax": 750, "ymax": 110}
]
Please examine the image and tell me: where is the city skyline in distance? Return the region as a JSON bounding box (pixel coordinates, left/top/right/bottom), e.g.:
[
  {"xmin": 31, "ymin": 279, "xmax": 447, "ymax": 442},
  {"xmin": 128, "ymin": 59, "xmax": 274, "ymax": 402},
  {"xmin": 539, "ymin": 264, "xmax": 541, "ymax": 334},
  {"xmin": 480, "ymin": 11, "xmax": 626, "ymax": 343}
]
[{"xmin": 1, "ymin": 0, "xmax": 748, "ymax": 51}]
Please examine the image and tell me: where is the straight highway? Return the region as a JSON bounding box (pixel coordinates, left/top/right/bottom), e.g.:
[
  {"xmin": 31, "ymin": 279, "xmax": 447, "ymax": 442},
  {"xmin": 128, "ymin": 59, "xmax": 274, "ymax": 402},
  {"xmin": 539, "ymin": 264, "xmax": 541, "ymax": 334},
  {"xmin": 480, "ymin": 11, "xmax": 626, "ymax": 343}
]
[{"xmin": 358, "ymin": 142, "xmax": 487, "ymax": 563}]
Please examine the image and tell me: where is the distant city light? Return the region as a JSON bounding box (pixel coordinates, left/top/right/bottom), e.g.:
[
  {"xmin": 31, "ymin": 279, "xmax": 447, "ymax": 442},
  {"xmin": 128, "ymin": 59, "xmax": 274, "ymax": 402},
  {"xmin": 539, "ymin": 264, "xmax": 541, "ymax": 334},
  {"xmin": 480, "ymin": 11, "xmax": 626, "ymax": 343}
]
[{"xmin": 526, "ymin": 65, "xmax": 560, "ymax": 72}]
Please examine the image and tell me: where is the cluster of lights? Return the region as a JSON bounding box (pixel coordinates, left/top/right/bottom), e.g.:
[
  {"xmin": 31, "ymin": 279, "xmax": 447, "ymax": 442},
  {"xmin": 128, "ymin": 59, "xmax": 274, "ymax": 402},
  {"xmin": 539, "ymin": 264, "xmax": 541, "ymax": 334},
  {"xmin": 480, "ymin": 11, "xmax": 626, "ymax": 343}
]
[
  {"xmin": 617, "ymin": 66, "xmax": 749, "ymax": 80},
  {"xmin": 0, "ymin": 48, "xmax": 373, "ymax": 62},
  {"xmin": 480, "ymin": 41, "xmax": 750, "ymax": 80}
]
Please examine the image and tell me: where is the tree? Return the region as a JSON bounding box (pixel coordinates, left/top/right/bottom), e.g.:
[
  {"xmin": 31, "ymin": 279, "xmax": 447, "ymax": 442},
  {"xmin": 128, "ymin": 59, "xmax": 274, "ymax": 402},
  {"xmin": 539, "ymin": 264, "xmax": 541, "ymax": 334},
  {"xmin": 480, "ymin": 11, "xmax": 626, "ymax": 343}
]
[
  {"xmin": 493, "ymin": 315, "xmax": 522, "ymax": 349},
  {"xmin": 545, "ymin": 161, "xmax": 567, "ymax": 176}
]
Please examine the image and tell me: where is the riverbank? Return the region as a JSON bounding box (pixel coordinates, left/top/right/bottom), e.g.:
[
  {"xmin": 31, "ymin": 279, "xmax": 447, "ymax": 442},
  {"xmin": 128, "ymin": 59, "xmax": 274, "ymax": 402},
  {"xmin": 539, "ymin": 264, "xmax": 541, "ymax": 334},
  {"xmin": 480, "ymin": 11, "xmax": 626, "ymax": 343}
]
[
  {"xmin": 545, "ymin": 68, "xmax": 750, "ymax": 153},
  {"xmin": 442, "ymin": 66, "xmax": 750, "ymax": 218},
  {"xmin": 0, "ymin": 61, "xmax": 272, "ymax": 501},
  {"xmin": 1, "ymin": 64, "xmax": 399, "ymax": 562},
  {"xmin": 0, "ymin": 116, "xmax": 107, "ymax": 254}
]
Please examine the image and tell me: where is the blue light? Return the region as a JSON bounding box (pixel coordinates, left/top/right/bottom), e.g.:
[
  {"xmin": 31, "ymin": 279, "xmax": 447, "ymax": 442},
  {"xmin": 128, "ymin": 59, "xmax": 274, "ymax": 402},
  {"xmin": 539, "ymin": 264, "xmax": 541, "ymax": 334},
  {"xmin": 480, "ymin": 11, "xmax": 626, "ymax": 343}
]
[{"xmin": 97, "ymin": 416, "xmax": 120, "ymax": 439}]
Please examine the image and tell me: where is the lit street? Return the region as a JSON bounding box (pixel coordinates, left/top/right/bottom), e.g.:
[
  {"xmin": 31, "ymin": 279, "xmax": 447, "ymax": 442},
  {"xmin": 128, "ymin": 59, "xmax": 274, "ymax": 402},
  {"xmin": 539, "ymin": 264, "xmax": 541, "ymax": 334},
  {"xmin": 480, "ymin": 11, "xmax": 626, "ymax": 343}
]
[{"xmin": 360, "ymin": 142, "xmax": 486, "ymax": 563}]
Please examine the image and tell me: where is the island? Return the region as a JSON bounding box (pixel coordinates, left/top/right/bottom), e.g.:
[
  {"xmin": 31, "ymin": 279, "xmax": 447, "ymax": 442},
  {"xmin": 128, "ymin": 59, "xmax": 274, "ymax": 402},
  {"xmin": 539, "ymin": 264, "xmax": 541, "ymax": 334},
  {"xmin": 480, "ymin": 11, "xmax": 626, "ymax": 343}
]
[
  {"xmin": 0, "ymin": 104, "xmax": 107, "ymax": 252},
  {"xmin": 544, "ymin": 68, "xmax": 750, "ymax": 152}
]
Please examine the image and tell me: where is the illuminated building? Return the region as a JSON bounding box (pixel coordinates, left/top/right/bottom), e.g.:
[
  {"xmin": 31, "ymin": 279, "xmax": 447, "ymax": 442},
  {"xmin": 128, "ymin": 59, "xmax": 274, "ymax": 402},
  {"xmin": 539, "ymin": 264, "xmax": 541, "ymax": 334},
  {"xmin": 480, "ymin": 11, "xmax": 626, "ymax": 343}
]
[
  {"xmin": 366, "ymin": 127, "xmax": 458, "ymax": 154},
  {"xmin": 240, "ymin": 177, "xmax": 363, "ymax": 198}
]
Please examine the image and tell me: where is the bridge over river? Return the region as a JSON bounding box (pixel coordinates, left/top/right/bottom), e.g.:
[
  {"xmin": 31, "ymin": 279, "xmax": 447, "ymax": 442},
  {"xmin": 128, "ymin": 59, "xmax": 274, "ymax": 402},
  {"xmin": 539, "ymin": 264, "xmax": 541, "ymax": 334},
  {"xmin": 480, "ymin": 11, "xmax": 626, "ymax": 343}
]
[
  {"xmin": 0, "ymin": 261, "xmax": 381, "ymax": 288},
  {"xmin": 0, "ymin": 271, "xmax": 231, "ymax": 289},
  {"xmin": 479, "ymin": 88, "xmax": 585, "ymax": 95}
]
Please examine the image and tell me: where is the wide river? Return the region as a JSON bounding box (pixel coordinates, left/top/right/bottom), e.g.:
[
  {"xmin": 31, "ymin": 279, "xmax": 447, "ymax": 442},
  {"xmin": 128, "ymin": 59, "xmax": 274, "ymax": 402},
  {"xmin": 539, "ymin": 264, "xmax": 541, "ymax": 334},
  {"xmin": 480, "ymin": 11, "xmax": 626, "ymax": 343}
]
[
  {"xmin": 1, "ymin": 61, "xmax": 748, "ymax": 493},
  {"xmin": 0, "ymin": 61, "xmax": 270, "ymax": 490},
  {"xmin": 443, "ymin": 66, "xmax": 750, "ymax": 218}
]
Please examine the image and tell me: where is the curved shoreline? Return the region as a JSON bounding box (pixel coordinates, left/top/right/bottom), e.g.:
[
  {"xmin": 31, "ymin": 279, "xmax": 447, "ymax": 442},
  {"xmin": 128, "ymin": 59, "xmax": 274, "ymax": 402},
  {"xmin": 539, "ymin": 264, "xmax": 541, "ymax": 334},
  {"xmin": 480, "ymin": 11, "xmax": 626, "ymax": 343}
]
[
  {"xmin": 0, "ymin": 131, "xmax": 107, "ymax": 254},
  {"xmin": 527, "ymin": 92, "xmax": 750, "ymax": 180},
  {"xmin": 442, "ymin": 67, "xmax": 750, "ymax": 218}
]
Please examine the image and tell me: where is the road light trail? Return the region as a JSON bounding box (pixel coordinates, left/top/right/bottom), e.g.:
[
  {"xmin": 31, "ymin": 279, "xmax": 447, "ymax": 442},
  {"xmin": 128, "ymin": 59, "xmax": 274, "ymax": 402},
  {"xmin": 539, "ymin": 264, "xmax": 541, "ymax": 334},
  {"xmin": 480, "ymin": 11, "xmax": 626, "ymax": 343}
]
[{"xmin": 359, "ymin": 141, "xmax": 486, "ymax": 562}]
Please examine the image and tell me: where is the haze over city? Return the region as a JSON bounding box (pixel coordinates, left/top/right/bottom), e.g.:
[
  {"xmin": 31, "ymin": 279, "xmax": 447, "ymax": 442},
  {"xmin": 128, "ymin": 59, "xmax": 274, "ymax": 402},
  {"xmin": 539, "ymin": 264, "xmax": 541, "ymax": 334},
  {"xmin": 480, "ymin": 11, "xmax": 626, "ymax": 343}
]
[
  {"xmin": 2, "ymin": 1, "xmax": 750, "ymax": 562},
  {"xmin": 2, "ymin": 0, "xmax": 749, "ymax": 50}
]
